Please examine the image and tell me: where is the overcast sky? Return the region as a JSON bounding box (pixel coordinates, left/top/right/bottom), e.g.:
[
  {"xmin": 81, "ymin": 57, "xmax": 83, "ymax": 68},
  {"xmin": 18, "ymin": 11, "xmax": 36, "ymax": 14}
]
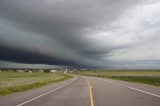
[{"xmin": 0, "ymin": 0, "xmax": 160, "ymax": 69}]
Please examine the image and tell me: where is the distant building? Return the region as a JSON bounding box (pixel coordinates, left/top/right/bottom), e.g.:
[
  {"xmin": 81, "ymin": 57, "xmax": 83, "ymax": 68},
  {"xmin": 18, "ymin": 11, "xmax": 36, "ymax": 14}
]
[
  {"xmin": 64, "ymin": 69, "xmax": 68, "ymax": 74},
  {"xmin": 28, "ymin": 71, "xmax": 32, "ymax": 73},
  {"xmin": 81, "ymin": 68, "xmax": 87, "ymax": 71},
  {"xmin": 17, "ymin": 70, "xmax": 23, "ymax": 72},
  {"xmin": 50, "ymin": 70, "xmax": 57, "ymax": 73}
]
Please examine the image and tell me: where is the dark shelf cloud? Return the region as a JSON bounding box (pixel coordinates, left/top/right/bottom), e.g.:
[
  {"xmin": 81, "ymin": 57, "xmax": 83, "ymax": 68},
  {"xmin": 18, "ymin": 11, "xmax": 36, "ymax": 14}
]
[{"xmin": 0, "ymin": 0, "xmax": 160, "ymax": 69}]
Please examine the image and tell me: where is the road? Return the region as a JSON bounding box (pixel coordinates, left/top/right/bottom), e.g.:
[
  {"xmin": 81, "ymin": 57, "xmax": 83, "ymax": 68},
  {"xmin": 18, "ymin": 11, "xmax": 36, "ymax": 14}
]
[{"xmin": 0, "ymin": 76, "xmax": 160, "ymax": 106}]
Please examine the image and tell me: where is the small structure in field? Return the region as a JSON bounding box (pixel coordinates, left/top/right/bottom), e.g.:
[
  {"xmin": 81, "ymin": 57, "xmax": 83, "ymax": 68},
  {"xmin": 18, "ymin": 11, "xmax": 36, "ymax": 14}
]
[
  {"xmin": 50, "ymin": 70, "xmax": 57, "ymax": 73},
  {"xmin": 28, "ymin": 71, "xmax": 32, "ymax": 73},
  {"xmin": 17, "ymin": 70, "xmax": 23, "ymax": 72},
  {"xmin": 64, "ymin": 69, "xmax": 68, "ymax": 74}
]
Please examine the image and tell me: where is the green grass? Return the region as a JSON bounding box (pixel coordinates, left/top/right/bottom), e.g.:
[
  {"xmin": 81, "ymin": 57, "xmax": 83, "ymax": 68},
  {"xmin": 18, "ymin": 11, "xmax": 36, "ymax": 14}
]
[
  {"xmin": 73, "ymin": 70, "xmax": 160, "ymax": 86},
  {"xmin": 0, "ymin": 72, "xmax": 73, "ymax": 96}
]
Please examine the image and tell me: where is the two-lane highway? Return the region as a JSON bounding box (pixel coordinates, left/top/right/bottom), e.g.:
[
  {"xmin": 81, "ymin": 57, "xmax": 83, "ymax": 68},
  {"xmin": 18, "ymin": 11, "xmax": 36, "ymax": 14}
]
[
  {"xmin": 88, "ymin": 77, "xmax": 160, "ymax": 106},
  {"xmin": 0, "ymin": 76, "xmax": 160, "ymax": 106}
]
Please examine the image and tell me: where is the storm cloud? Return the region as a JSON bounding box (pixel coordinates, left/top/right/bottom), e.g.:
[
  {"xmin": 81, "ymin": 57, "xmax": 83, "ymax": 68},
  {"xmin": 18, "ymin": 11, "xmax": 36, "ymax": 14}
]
[{"xmin": 0, "ymin": 0, "xmax": 160, "ymax": 68}]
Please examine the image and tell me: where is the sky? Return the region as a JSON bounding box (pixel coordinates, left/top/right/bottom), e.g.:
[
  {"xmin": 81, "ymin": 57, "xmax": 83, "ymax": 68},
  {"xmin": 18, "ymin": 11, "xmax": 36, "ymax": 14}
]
[{"xmin": 0, "ymin": 0, "xmax": 160, "ymax": 69}]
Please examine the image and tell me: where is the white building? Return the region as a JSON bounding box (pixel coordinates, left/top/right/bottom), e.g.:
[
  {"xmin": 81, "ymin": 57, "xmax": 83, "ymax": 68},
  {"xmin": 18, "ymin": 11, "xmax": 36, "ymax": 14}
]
[
  {"xmin": 64, "ymin": 69, "xmax": 68, "ymax": 74},
  {"xmin": 50, "ymin": 70, "xmax": 57, "ymax": 73},
  {"xmin": 28, "ymin": 71, "xmax": 32, "ymax": 73},
  {"xmin": 17, "ymin": 70, "xmax": 23, "ymax": 72}
]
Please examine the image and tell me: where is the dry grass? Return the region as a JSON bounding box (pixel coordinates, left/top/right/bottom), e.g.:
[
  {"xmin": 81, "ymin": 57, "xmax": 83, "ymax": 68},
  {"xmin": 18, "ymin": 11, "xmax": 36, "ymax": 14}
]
[{"xmin": 0, "ymin": 72, "xmax": 72, "ymax": 96}]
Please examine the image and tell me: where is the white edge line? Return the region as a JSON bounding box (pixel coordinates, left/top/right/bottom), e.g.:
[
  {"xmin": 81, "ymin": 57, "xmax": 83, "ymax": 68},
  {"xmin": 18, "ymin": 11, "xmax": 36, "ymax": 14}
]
[
  {"xmin": 16, "ymin": 79, "xmax": 76, "ymax": 106},
  {"xmin": 96, "ymin": 78, "xmax": 160, "ymax": 98}
]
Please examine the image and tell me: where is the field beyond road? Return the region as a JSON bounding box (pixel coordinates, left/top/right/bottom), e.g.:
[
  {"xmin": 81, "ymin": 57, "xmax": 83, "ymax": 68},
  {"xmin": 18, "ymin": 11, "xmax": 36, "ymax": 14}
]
[
  {"xmin": 0, "ymin": 72, "xmax": 72, "ymax": 96},
  {"xmin": 73, "ymin": 70, "xmax": 160, "ymax": 86}
]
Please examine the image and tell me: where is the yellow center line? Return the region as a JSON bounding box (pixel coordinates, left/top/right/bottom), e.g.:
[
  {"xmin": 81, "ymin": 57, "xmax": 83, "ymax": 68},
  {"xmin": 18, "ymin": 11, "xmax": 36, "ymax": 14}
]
[{"xmin": 86, "ymin": 79, "xmax": 94, "ymax": 106}]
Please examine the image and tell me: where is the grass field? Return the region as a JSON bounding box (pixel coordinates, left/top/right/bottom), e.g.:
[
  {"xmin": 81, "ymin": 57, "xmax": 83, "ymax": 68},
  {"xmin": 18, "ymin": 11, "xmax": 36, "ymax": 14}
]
[
  {"xmin": 0, "ymin": 72, "xmax": 72, "ymax": 96},
  {"xmin": 74, "ymin": 70, "xmax": 160, "ymax": 86}
]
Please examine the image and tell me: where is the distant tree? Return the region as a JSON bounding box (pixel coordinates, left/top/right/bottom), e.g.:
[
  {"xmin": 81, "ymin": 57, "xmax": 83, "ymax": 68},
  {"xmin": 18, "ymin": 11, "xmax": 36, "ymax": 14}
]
[{"xmin": 44, "ymin": 69, "xmax": 50, "ymax": 73}]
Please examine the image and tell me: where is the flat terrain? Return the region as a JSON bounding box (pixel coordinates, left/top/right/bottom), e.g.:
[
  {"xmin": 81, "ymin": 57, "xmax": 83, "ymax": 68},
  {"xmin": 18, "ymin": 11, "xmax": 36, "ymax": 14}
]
[
  {"xmin": 0, "ymin": 76, "xmax": 159, "ymax": 106},
  {"xmin": 73, "ymin": 70, "xmax": 160, "ymax": 86},
  {"xmin": 0, "ymin": 72, "xmax": 72, "ymax": 95}
]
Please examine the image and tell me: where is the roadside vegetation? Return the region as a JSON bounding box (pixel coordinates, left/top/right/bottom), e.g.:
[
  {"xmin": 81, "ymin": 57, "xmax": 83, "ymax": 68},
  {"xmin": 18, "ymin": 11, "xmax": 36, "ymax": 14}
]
[
  {"xmin": 73, "ymin": 70, "xmax": 160, "ymax": 86},
  {"xmin": 0, "ymin": 72, "xmax": 72, "ymax": 96}
]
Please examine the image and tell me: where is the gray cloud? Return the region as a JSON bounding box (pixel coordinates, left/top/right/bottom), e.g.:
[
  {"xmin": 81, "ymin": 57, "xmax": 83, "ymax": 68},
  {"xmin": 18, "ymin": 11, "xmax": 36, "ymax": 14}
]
[{"xmin": 0, "ymin": 0, "xmax": 160, "ymax": 68}]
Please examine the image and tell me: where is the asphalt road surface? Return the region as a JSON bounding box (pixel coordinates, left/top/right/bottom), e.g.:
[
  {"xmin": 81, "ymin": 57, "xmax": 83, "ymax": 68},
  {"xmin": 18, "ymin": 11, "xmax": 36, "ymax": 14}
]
[{"xmin": 0, "ymin": 76, "xmax": 160, "ymax": 106}]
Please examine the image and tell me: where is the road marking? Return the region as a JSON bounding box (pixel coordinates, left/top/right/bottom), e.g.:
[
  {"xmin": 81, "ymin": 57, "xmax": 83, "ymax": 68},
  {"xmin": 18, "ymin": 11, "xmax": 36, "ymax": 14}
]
[
  {"xmin": 16, "ymin": 79, "xmax": 76, "ymax": 106},
  {"xmin": 86, "ymin": 79, "xmax": 94, "ymax": 106},
  {"xmin": 97, "ymin": 78, "xmax": 160, "ymax": 98}
]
